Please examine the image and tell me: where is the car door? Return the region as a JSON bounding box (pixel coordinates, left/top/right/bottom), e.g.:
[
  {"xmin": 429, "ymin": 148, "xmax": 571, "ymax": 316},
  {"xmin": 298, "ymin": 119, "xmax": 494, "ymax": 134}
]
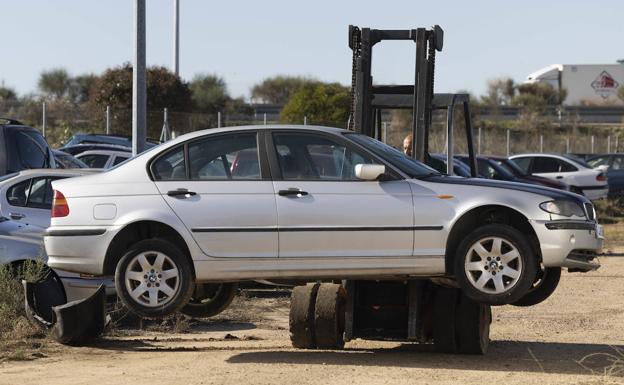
[
  {"xmin": 608, "ymin": 156, "xmax": 624, "ymax": 195},
  {"xmin": 151, "ymin": 131, "xmax": 278, "ymax": 258},
  {"xmin": 4, "ymin": 176, "xmax": 61, "ymax": 228},
  {"xmin": 268, "ymin": 131, "xmax": 414, "ymax": 258},
  {"xmin": 529, "ymin": 156, "xmax": 577, "ymax": 185}
]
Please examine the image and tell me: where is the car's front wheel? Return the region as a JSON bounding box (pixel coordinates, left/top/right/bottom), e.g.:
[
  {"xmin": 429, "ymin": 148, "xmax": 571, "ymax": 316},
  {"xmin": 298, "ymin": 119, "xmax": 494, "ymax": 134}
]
[
  {"xmin": 115, "ymin": 239, "xmax": 194, "ymax": 319},
  {"xmin": 454, "ymin": 224, "xmax": 537, "ymax": 306}
]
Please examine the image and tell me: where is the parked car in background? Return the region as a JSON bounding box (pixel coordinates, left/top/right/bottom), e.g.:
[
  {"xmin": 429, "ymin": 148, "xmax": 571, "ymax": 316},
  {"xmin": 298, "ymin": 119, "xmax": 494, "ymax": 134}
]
[
  {"xmin": 428, "ymin": 153, "xmax": 475, "ymax": 177},
  {"xmin": 64, "ymin": 133, "xmax": 158, "ymax": 149},
  {"xmin": 46, "ymin": 125, "xmax": 602, "ymax": 318},
  {"xmin": 76, "ymin": 150, "xmax": 131, "ymax": 169},
  {"xmin": 587, "ymin": 153, "xmax": 624, "ymax": 197},
  {"xmin": 0, "ymin": 118, "xmax": 55, "ymax": 176},
  {"xmin": 0, "ymin": 169, "xmax": 100, "ymax": 228},
  {"xmin": 0, "ymin": 215, "xmax": 114, "ymax": 303},
  {"xmin": 58, "ymin": 143, "xmax": 132, "ymax": 156},
  {"xmin": 53, "ymin": 150, "xmax": 88, "ymax": 169},
  {"xmin": 485, "ymin": 156, "xmax": 568, "ymax": 191},
  {"xmin": 509, "ymin": 154, "xmax": 608, "ymax": 200}
]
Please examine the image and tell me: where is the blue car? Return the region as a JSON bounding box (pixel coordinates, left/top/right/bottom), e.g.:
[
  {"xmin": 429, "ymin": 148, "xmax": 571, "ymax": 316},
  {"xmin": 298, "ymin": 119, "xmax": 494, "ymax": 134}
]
[{"xmin": 587, "ymin": 154, "xmax": 624, "ymax": 197}]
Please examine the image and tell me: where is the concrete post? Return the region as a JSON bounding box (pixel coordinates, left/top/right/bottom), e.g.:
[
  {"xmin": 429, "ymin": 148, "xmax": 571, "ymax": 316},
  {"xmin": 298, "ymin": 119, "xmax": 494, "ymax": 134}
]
[
  {"xmin": 591, "ymin": 135, "xmax": 595, "ymax": 153},
  {"xmin": 132, "ymin": 0, "xmax": 147, "ymax": 156},
  {"xmin": 566, "ymin": 137, "xmax": 570, "ymax": 153},
  {"xmin": 217, "ymin": 111, "xmax": 221, "ymax": 128},
  {"xmin": 477, "ymin": 127, "xmax": 481, "ymax": 155},
  {"xmin": 42, "ymin": 102, "xmax": 46, "ymax": 138},
  {"xmin": 106, "ymin": 105, "xmax": 111, "ymax": 135},
  {"xmin": 506, "ymin": 129, "xmax": 510, "ymax": 156},
  {"xmin": 304, "ymin": 116, "xmax": 307, "ymax": 125},
  {"xmin": 263, "ymin": 113, "xmax": 267, "ymax": 125},
  {"xmin": 540, "ymin": 135, "xmax": 543, "ymax": 153}
]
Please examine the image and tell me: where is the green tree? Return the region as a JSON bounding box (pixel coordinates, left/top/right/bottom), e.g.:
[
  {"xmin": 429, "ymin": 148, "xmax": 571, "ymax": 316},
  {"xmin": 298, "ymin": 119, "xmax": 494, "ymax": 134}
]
[
  {"xmin": 280, "ymin": 82, "xmax": 350, "ymax": 127},
  {"xmin": 0, "ymin": 86, "xmax": 17, "ymax": 101},
  {"xmin": 68, "ymin": 74, "xmax": 97, "ymax": 104},
  {"xmin": 89, "ymin": 63, "xmax": 192, "ymax": 112},
  {"xmin": 512, "ymin": 82, "xmax": 566, "ymax": 108},
  {"xmin": 481, "ymin": 77, "xmax": 515, "ymax": 106},
  {"xmin": 38, "ymin": 68, "xmax": 70, "ymax": 99},
  {"xmin": 189, "ymin": 74, "xmax": 229, "ymax": 113},
  {"xmin": 252, "ymin": 76, "xmax": 319, "ymax": 104}
]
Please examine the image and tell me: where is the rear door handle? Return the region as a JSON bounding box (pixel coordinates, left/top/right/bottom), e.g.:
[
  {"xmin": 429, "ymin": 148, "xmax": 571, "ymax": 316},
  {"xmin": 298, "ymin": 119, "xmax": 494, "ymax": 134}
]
[
  {"xmin": 9, "ymin": 212, "xmax": 25, "ymax": 220},
  {"xmin": 278, "ymin": 188, "xmax": 308, "ymax": 197},
  {"xmin": 167, "ymin": 189, "xmax": 197, "ymax": 198},
  {"xmin": 556, "ymin": 176, "xmax": 563, "ymax": 179}
]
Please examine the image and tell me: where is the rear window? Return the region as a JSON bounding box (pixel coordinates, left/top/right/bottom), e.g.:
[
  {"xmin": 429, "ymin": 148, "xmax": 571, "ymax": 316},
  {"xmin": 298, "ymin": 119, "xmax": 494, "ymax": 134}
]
[
  {"xmin": 78, "ymin": 154, "xmax": 109, "ymax": 168},
  {"xmin": 5, "ymin": 128, "xmax": 50, "ymax": 172}
]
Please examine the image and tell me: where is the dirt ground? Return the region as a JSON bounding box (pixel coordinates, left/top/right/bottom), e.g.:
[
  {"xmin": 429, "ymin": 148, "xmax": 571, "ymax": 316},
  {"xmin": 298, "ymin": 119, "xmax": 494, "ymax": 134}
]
[{"xmin": 1, "ymin": 257, "xmax": 624, "ymax": 385}]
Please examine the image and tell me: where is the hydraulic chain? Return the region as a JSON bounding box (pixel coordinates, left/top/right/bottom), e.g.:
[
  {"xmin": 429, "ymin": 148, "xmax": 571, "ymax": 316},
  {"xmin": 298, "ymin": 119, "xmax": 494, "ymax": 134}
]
[{"xmin": 348, "ymin": 27, "xmax": 361, "ymax": 131}]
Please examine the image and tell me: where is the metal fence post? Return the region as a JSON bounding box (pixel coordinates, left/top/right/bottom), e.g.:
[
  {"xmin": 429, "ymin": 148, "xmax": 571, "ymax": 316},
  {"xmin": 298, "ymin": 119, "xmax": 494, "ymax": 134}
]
[
  {"xmin": 506, "ymin": 129, "xmax": 510, "ymax": 156},
  {"xmin": 540, "ymin": 135, "xmax": 543, "ymax": 153},
  {"xmin": 616, "ymin": 136, "xmax": 620, "ymax": 153},
  {"xmin": 263, "ymin": 113, "xmax": 267, "ymax": 125},
  {"xmin": 106, "ymin": 105, "xmax": 111, "ymax": 135},
  {"xmin": 608, "ymin": 135, "xmax": 611, "ymax": 153},
  {"xmin": 566, "ymin": 137, "xmax": 570, "ymax": 153},
  {"xmin": 304, "ymin": 116, "xmax": 307, "ymax": 125},
  {"xmin": 591, "ymin": 135, "xmax": 595, "ymax": 153},
  {"xmin": 42, "ymin": 102, "xmax": 46, "ymax": 137},
  {"xmin": 217, "ymin": 111, "xmax": 221, "ymax": 128},
  {"xmin": 477, "ymin": 127, "xmax": 481, "ymax": 155},
  {"xmin": 132, "ymin": 0, "xmax": 147, "ymax": 156},
  {"xmin": 383, "ymin": 122, "xmax": 388, "ymax": 143}
]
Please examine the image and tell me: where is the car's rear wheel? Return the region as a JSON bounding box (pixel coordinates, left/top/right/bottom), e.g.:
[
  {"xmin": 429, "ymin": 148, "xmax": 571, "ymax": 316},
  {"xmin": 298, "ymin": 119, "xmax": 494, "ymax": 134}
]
[
  {"xmin": 455, "ymin": 224, "xmax": 537, "ymax": 306},
  {"xmin": 180, "ymin": 283, "xmax": 238, "ymax": 318},
  {"xmin": 115, "ymin": 239, "xmax": 194, "ymax": 319}
]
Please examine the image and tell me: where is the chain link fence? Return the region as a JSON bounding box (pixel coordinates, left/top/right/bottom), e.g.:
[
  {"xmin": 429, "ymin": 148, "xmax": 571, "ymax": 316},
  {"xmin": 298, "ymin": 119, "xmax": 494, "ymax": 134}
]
[{"xmin": 1, "ymin": 100, "xmax": 622, "ymax": 156}]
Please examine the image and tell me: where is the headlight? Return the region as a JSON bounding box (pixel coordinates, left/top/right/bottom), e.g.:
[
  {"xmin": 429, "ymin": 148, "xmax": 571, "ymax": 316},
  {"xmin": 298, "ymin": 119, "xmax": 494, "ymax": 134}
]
[{"xmin": 539, "ymin": 200, "xmax": 585, "ymax": 217}]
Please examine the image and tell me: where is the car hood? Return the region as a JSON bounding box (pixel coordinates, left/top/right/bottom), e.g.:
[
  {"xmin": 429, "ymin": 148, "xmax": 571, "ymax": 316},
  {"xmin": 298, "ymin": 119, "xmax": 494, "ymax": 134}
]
[{"xmin": 422, "ymin": 175, "xmax": 588, "ymax": 204}]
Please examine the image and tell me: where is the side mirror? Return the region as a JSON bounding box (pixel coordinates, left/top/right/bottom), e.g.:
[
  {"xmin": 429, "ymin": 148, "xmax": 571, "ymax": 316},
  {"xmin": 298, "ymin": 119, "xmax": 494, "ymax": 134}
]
[{"xmin": 355, "ymin": 164, "xmax": 386, "ymax": 181}]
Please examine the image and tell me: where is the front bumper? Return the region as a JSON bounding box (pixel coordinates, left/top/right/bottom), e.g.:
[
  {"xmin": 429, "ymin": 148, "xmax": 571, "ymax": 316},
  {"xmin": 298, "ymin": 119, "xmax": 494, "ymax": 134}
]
[{"xmin": 531, "ymin": 219, "xmax": 602, "ymax": 271}]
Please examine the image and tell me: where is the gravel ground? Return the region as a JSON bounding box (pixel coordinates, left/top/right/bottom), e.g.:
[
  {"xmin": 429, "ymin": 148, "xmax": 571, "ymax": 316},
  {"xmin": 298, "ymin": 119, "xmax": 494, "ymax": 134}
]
[{"xmin": 1, "ymin": 258, "xmax": 623, "ymax": 385}]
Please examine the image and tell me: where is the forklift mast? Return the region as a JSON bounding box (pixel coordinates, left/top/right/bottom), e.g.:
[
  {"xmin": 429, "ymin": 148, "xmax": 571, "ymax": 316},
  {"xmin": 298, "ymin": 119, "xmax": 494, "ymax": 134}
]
[{"xmin": 348, "ymin": 25, "xmax": 478, "ymax": 177}]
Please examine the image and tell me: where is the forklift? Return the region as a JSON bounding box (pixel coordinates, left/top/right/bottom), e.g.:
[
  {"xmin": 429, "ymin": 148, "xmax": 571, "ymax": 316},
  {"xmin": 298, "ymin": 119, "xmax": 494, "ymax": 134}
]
[{"xmin": 288, "ymin": 25, "xmax": 491, "ymax": 354}]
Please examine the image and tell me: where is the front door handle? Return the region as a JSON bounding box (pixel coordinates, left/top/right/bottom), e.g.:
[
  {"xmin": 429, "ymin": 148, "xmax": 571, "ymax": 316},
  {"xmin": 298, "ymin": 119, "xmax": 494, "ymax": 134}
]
[
  {"xmin": 556, "ymin": 176, "xmax": 563, "ymax": 179},
  {"xmin": 9, "ymin": 212, "xmax": 25, "ymax": 220},
  {"xmin": 167, "ymin": 189, "xmax": 197, "ymax": 198},
  {"xmin": 278, "ymin": 188, "xmax": 308, "ymax": 197}
]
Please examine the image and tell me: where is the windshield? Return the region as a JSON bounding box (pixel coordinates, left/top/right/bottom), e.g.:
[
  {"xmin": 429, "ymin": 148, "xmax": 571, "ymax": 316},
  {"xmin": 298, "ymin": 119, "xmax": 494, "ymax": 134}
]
[
  {"xmin": 345, "ymin": 133, "xmax": 440, "ymax": 178},
  {"xmin": 493, "ymin": 158, "xmax": 527, "ymax": 176},
  {"xmin": 563, "ymin": 154, "xmax": 591, "ymax": 168}
]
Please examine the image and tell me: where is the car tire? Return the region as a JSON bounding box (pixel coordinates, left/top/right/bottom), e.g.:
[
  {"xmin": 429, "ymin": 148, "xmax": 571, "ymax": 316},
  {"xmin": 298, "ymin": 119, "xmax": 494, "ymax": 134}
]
[
  {"xmin": 313, "ymin": 283, "xmax": 346, "ymax": 349},
  {"xmin": 115, "ymin": 239, "xmax": 194, "ymax": 319},
  {"xmin": 289, "ymin": 283, "xmax": 320, "ymax": 349},
  {"xmin": 180, "ymin": 283, "xmax": 238, "ymax": 318},
  {"xmin": 455, "ymin": 293, "xmax": 491, "ymax": 355},
  {"xmin": 454, "ymin": 224, "xmax": 537, "ymax": 306},
  {"xmin": 511, "ymin": 266, "xmax": 561, "ymax": 307},
  {"xmin": 432, "ymin": 286, "xmax": 458, "ymax": 353}
]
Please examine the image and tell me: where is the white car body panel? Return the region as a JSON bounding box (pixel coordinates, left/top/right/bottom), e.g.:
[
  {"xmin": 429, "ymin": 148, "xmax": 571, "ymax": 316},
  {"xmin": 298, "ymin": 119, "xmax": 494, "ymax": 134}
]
[{"xmin": 45, "ymin": 126, "xmax": 603, "ymax": 282}]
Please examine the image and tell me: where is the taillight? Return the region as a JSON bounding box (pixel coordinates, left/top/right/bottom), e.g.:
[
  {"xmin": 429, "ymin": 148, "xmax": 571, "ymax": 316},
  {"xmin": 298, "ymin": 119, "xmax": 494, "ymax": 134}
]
[
  {"xmin": 51, "ymin": 190, "xmax": 69, "ymax": 218},
  {"xmin": 596, "ymin": 173, "xmax": 606, "ymax": 182}
]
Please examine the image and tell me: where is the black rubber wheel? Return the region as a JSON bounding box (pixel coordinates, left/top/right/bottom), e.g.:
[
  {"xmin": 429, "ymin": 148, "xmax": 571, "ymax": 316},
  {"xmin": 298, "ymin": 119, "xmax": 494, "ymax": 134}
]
[
  {"xmin": 432, "ymin": 286, "xmax": 459, "ymax": 353},
  {"xmin": 314, "ymin": 283, "xmax": 347, "ymax": 349},
  {"xmin": 115, "ymin": 239, "xmax": 194, "ymax": 319},
  {"xmin": 181, "ymin": 283, "xmax": 238, "ymax": 318},
  {"xmin": 289, "ymin": 283, "xmax": 320, "ymax": 349},
  {"xmin": 454, "ymin": 224, "xmax": 538, "ymax": 306},
  {"xmin": 455, "ymin": 293, "xmax": 491, "ymax": 355},
  {"xmin": 511, "ymin": 266, "xmax": 561, "ymax": 307}
]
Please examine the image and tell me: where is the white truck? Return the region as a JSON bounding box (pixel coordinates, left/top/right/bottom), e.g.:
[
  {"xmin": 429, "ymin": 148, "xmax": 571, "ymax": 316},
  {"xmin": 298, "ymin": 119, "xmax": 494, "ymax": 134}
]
[{"xmin": 525, "ymin": 63, "xmax": 624, "ymax": 106}]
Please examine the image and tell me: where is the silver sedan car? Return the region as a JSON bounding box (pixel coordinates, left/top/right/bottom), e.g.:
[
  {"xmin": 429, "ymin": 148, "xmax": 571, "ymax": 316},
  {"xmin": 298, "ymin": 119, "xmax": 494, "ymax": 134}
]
[{"xmin": 45, "ymin": 125, "xmax": 603, "ymax": 318}]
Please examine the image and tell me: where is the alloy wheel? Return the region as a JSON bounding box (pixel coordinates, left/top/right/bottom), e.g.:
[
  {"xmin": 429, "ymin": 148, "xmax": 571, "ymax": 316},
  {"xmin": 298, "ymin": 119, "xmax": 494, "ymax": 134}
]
[{"xmin": 464, "ymin": 236, "xmax": 522, "ymax": 294}]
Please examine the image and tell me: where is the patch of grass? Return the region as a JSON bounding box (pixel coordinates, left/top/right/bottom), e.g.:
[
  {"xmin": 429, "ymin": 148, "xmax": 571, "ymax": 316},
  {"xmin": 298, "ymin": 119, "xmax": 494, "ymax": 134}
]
[
  {"xmin": 603, "ymin": 221, "xmax": 624, "ymax": 252},
  {"xmin": 595, "ymin": 197, "xmax": 624, "ymax": 222}
]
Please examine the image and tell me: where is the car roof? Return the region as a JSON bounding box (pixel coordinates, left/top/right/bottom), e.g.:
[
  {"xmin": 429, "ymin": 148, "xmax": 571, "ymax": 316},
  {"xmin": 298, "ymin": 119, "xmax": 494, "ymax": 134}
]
[
  {"xmin": 76, "ymin": 150, "xmax": 132, "ymax": 157},
  {"xmin": 169, "ymin": 124, "xmax": 347, "ymax": 144}
]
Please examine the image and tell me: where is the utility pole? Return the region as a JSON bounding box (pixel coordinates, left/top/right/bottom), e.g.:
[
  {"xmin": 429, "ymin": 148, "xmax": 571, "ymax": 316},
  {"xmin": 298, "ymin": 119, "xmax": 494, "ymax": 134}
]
[
  {"xmin": 133, "ymin": 0, "xmax": 147, "ymax": 156},
  {"xmin": 173, "ymin": 0, "xmax": 180, "ymax": 76}
]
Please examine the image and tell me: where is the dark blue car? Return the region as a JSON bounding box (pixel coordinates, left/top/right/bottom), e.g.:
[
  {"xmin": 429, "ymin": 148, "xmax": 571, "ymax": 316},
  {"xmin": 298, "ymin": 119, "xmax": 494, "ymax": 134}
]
[{"xmin": 587, "ymin": 154, "xmax": 624, "ymax": 197}]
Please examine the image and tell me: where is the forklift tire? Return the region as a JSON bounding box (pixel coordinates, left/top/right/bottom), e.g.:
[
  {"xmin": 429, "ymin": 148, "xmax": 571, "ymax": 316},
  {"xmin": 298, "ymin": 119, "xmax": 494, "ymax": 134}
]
[
  {"xmin": 511, "ymin": 267, "xmax": 561, "ymax": 307},
  {"xmin": 314, "ymin": 283, "xmax": 347, "ymax": 349},
  {"xmin": 455, "ymin": 294, "xmax": 491, "ymax": 355},
  {"xmin": 289, "ymin": 283, "xmax": 320, "ymax": 349},
  {"xmin": 432, "ymin": 286, "xmax": 458, "ymax": 353}
]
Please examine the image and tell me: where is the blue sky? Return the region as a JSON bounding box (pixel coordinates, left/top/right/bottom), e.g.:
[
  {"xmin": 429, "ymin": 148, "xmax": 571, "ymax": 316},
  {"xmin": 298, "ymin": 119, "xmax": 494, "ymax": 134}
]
[{"xmin": 1, "ymin": 0, "xmax": 622, "ymax": 100}]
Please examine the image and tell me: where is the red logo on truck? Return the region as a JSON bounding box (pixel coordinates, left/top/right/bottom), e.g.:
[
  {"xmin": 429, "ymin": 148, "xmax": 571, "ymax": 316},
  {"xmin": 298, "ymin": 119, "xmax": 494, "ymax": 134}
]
[{"xmin": 591, "ymin": 71, "xmax": 619, "ymax": 98}]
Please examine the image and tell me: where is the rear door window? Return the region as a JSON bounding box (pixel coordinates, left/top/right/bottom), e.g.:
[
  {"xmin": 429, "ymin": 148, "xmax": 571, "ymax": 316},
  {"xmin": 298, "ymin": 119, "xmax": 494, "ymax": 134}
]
[
  {"xmin": 187, "ymin": 133, "xmax": 261, "ymax": 180},
  {"xmin": 78, "ymin": 154, "xmax": 110, "ymax": 168},
  {"xmin": 512, "ymin": 157, "xmax": 531, "ymax": 173},
  {"xmin": 531, "ymin": 157, "xmax": 560, "ymax": 173},
  {"xmin": 6, "ymin": 179, "xmax": 31, "ymax": 206}
]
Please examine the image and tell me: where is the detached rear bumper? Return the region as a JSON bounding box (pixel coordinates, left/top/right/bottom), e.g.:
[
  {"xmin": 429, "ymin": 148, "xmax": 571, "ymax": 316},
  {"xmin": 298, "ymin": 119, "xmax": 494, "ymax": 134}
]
[{"xmin": 531, "ymin": 219, "xmax": 602, "ymax": 270}]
